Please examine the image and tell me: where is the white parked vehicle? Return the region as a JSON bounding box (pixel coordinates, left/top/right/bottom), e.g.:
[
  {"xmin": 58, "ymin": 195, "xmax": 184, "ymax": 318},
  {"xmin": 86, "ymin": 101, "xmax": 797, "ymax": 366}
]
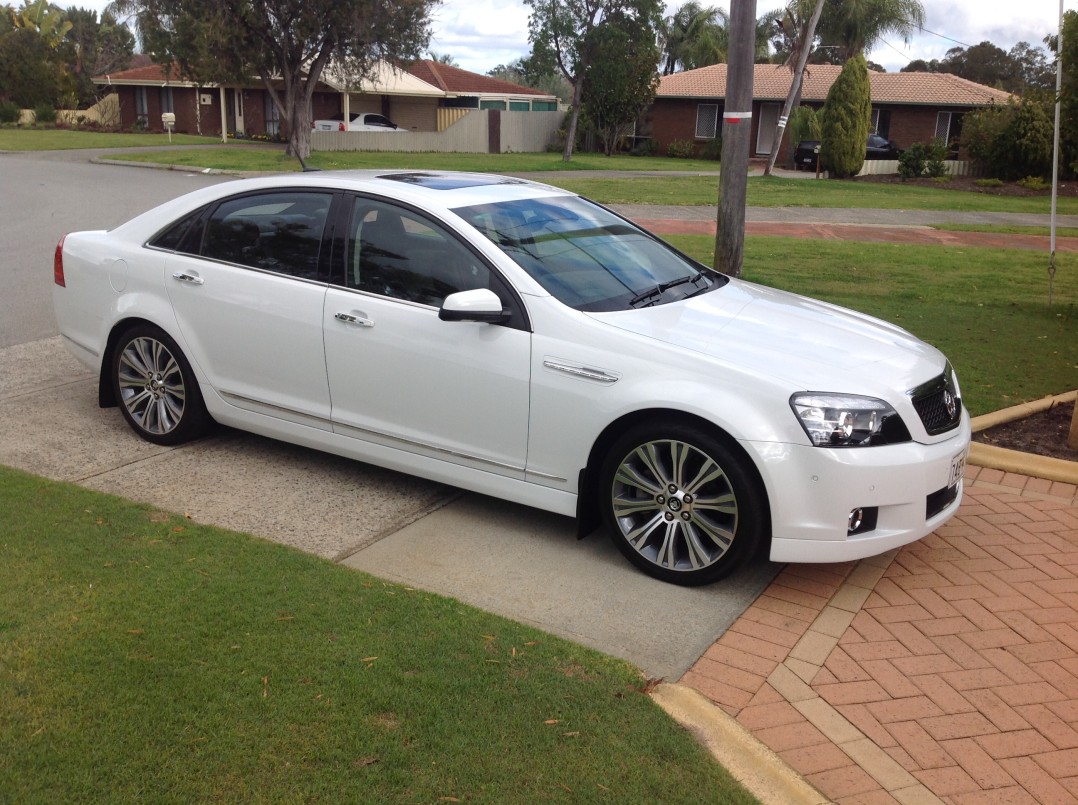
[
  {"xmin": 312, "ymin": 113, "xmax": 403, "ymax": 132},
  {"xmin": 53, "ymin": 171, "xmax": 970, "ymax": 585}
]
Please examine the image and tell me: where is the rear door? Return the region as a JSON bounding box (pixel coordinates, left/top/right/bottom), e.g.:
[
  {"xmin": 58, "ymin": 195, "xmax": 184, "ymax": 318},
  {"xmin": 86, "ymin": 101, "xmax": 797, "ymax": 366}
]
[{"xmin": 164, "ymin": 189, "xmax": 335, "ymax": 429}]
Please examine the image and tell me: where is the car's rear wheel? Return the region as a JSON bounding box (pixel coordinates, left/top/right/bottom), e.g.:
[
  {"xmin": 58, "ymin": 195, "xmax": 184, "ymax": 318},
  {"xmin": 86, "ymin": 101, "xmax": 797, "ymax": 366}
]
[
  {"xmin": 600, "ymin": 422, "xmax": 765, "ymax": 586},
  {"xmin": 112, "ymin": 325, "xmax": 209, "ymax": 446}
]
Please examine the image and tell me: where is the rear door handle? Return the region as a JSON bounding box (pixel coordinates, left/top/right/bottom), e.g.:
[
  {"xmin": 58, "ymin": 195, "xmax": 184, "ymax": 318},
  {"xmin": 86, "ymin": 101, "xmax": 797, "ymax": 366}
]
[
  {"xmin": 335, "ymin": 312, "xmax": 374, "ymax": 328},
  {"xmin": 171, "ymin": 271, "xmax": 204, "ymax": 285}
]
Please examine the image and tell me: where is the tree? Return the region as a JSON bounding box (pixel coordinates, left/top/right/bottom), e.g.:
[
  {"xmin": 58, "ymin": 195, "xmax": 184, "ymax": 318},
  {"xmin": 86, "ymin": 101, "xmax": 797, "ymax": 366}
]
[
  {"xmin": 427, "ymin": 51, "xmax": 457, "ymax": 66},
  {"xmin": 816, "ymin": 0, "xmax": 925, "ymax": 61},
  {"xmin": 63, "ymin": 7, "xmax": 135, "ymax": 107},
  {"xmin": 763, "ymin": 0, "xmax": 825, "ymax": 176},
  {"xmin": 581, "ymin": 10, "xmax": 659, "ymax": 154},
  {"xmin": 962, "ymin": 97, "xmax": 1053, "ymax": 180},
  {"xmin": 111, "ymin": 0, "xmax": 434, "ymax": 158},
  {"xmin": 488, "ymin": 56, "xmax": 573, "ymax": 103},
  {"xmin": 900, "ymin": 57, "xmax": 939, "ymax": 72},
  {"xmin": 820, "ymin": 53, "xmax": 871, "ymax": 178},
  {"xmin": 526, "ymin": 0, "xmax": 661, "ymax": 162},
  {"xmin": 659, "ymin": 2, "xmax": 728, "ymax": 75},
  {"xmin": 0, "ymin": 25, "xmax": 63, "ymax": 106}
]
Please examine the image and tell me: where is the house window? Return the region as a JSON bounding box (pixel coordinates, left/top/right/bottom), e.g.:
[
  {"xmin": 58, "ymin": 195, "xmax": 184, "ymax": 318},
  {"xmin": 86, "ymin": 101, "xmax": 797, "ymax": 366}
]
[
  {"xmin": 264, "ymin": 93, "xmax": 280, "ymax": 137},
  {"xmin": 160, "ymin": 87, "xmax": 174, "ymax": 114},
  {"xmin": 696, "ymin": 104, "xmax": 718, "ymax": 139},
  {"xmin": 509, "ymin": 101, "xmax": 530, "ymax": 111},
  {"xmin": 480, "ymin": 100, "xmax": 507, "ymax": 110},
  {"xmin": 870, "ymin": 108, "xmax": 891, "ymax": 138},
  {"xmin": 935, "ymin": 111, "xmax": 964, "ymax": 156},
  {"xmin": 532, "ymin": 101, "xmax": 557, "ymax": 112},
  {"xmin": 134, "ymin": 87, "xmax": 148, "ymax": 127}
]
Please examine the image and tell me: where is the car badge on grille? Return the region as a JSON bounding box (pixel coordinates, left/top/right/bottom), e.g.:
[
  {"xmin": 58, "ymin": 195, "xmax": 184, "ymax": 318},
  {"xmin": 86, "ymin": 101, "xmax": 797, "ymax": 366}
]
[{"xmin": 943, "ymin": 390, "xmax": 956, "ymax": 420}]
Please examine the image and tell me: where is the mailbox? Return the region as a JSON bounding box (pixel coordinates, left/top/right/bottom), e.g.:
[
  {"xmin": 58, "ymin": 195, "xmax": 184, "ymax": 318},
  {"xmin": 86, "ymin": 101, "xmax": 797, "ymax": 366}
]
[{"xmin": 161, "ymin": 112, "xmax": 176, "ymax": 129}]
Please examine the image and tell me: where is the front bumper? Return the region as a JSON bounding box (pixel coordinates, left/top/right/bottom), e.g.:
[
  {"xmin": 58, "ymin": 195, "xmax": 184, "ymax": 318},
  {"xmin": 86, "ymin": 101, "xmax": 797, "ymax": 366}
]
[{"xmin": 745, "ymin": 414, "xmax": 972, "ymax": 564}]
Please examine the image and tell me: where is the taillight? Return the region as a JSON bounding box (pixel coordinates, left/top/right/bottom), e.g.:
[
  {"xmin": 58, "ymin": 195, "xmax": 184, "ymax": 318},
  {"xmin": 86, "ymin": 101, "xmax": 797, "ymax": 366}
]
[
  {"xmin": 54, "ymin": 234, "xmax": 66, "ymax": 287},
  {"xmin": 338, "ymin": 122, "xmax": 345, "ymax": 131}
]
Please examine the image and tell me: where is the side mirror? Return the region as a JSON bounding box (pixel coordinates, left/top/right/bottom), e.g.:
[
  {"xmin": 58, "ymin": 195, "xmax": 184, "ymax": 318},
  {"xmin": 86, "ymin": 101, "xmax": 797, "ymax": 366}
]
[{"xmin": 439, "ymin": 288, "xmax": 509, "ymax": 324}]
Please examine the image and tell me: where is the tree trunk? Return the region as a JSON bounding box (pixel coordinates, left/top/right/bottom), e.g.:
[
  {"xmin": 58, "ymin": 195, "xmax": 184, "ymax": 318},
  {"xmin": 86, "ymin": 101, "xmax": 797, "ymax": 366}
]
[
  {"xmin": 714, "ymin": 0, "xmax": 757, "ymax": 278},
  {"xmin": 562, "ymin": 77, "xmax": 585, "ymax": 162},
  {"xmin": 763, "ymin": 0, "xmax": 825, "ymax": 177}
]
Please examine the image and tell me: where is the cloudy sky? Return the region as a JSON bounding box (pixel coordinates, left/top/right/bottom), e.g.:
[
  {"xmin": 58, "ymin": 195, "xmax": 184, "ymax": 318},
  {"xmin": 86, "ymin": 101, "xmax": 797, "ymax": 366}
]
[{"xmin": 63, "ymin": 0, "xmax": 1067, "ymax": 76}]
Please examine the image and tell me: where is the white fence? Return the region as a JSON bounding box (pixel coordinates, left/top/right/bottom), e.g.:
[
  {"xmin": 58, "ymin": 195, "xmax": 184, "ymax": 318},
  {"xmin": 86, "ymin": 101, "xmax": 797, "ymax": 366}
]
[
  {"xmin": 857, "ymin": 159, "xmax": 978, "ymax": 177},
  {"xmin": 312, "ymin": 109, "xmax": 562, "ymax": 154}
]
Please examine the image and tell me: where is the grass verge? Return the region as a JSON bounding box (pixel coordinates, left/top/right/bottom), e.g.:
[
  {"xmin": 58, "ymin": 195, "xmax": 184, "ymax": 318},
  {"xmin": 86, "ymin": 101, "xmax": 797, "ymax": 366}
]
[
  {"xmin": 665, "ymin": 235, "xmax": 1078, "ymax": 416},
  {"xmin": 0, "ymin": 129, "xmax": 227, "ymax": 150},
  {"xmin": 0, "ymin": 466, "xmax": 754, "ymax": 804},
  {"xmin": 931, "ymin": 223, "xmax": 1078, "ymax": 238}
]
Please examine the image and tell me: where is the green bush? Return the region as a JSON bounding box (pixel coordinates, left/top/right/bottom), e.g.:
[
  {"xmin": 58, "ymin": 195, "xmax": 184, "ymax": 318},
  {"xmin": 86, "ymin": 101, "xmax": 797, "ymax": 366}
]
[
  {"xmin": 701, "ymin": 136, "xmax": 722, "ymax": 161},
  {"xmin": 1017, "ymin": 175, "xmax": 1050, "ymax": 191},
  {"xmin": 0, "ymin": 101, "xmax": 19, "ymax": 124},
  {"xmin": 974, "ymin": 178, "xmax": 1005, "ymax": 187},
  {"xmin": 898, "ymin": 139, "xmax": 948, "ymax": 180},
  {"xmin": 963, "ymin": 97, "xmax": 1053, "ymax": 180},
  {"xmin": 820, "ymin": 55, "xmax": 871, "ymax": 179},
  {"xmin": 32, "ymin": 103, "xmax": 55, "ymax": 127},
  {"xmin": 667, "ymin": 139, "xmax": 696, "ymax": 159},
  {"xmin": 630, "ymin": 137, "xmax": 658, "ymax": 156}
]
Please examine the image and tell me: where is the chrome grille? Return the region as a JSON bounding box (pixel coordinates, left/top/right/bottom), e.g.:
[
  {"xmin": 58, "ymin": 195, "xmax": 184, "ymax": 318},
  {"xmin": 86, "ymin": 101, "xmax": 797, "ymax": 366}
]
[{"xmin": 909, "ymin": 366, "xmax": 962, "ymax": 436}]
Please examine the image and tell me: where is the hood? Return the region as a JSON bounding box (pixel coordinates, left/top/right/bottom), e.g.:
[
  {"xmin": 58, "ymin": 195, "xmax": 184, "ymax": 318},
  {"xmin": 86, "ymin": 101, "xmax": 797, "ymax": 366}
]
[{"xmin": 587, "ymin": 278, "xmax": 947, "ymax": 394}]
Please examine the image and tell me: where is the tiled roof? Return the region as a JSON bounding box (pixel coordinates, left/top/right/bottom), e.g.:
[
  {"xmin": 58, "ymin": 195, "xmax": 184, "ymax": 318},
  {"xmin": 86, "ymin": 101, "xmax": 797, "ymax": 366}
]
[
  {"xmin": 407, "ymin": 60, "xmax": 553, "ymax": 98},
  {"xmin": 657, "ymin": 63, "xmax": 1013, "ymax": 107},
  {"xmin": 94, "ymin": 61, "xmax": 199, "ymax": 86}
]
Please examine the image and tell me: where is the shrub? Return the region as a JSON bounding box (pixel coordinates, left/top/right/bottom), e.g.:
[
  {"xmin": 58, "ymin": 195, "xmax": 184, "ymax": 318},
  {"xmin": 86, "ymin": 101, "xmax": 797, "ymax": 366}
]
[
  {"xmin": 630, "ymin": 137, "xmax": 658, "ymax": 156},
  {"xmin": 820, "ymin": 55, "xmax": 871, "ymax": 179},
  {"xmin": 0, "ymin": 101, "xmax": 19, "ymax": 124},
  {"xmin": 667, "ymin": 139, "xmax": 696, "ymax": 159},
  {"xmin": 963, "ymin": 97, "xmax": 1053, "ymax": 180},
  {"xmin": 701, "ymin": 136, "xmax": 722, "ymax": 161},
  {"xmin": 32, "ymin": 103, "xmax": 55, "ymax": 127},
  {"xmin": 1018, "ymin": 175, "xmax": 1050, "ymax": 191},
  {"xmin": 898, "ymin": 139, "xmax": 949, "ymax": 180},
  {"xmin": 974, "ymin": 178, "xmax": 1004, "ymax": 187}
]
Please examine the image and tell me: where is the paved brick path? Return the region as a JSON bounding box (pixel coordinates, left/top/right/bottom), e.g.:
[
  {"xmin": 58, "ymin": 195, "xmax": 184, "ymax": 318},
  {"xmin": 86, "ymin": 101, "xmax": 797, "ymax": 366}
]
[{"xmin": 684, "ymin": 468, "xmax": 1078, "ymax": 803}]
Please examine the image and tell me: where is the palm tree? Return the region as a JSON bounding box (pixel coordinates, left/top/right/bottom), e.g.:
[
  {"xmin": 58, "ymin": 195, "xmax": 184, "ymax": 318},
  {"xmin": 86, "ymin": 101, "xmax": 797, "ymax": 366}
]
[
  {"xmin": 817, "ymin": 0, "xmax": 926, "ymax": 61},
  {"xmin": 659, "ymin": 2, "xmax": 729, "ymax": 75}
]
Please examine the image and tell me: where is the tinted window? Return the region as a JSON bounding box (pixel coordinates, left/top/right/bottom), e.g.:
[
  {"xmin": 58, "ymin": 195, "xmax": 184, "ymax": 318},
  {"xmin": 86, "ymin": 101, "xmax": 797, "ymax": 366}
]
[
  {"xmin": 453, "ymin": 196, "xmax": 724, "ymax": 312},
  {"xmin": 149, "ymin": 208, "xmax": 205, "ymax": 252},
  {"xmin": 345, "ymin": 199, "xmax": 492, "ymax": 307},
  {"xmin": 200, "ymin": 192, "xmax": 333, "ymax": 280}
]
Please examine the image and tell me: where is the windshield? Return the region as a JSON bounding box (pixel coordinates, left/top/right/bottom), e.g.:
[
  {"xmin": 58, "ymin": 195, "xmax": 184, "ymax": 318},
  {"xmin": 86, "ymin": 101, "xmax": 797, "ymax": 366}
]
[{"xmin": 452, "ymin": 195, "xmax": 726, "ymax": 312}]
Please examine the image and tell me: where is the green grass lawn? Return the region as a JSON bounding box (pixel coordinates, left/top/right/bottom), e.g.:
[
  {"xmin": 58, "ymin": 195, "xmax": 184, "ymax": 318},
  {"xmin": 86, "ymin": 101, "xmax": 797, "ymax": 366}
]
[
  {"xmin": 665, "ymin": 235, "xmax": 1078, "ymax": 416},
  {"xmin": 0, "ymin": 128, "xmax": 227, "ymax": 150},
  {"xmin": 0, "ymin": 466, "xmax": 754, "ymax": 804},
  {"xmin": 931, "ymin": 223, "xmax": 1078, "ymax": 238}
]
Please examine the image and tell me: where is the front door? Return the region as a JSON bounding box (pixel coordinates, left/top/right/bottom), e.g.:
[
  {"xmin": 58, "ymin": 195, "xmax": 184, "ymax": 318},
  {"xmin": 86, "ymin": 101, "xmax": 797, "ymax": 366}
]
[
  {"xmin": 755, "ymin": 103, "xmax": 781, "ymax": 156},
  {"xmin": 323, "ymin": 197, "xmax": 531, "ymax": 474}
]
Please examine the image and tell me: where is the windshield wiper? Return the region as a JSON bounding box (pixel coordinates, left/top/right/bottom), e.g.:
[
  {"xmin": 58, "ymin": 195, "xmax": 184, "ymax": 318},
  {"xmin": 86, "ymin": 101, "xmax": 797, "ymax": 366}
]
[{"xmin": 629, "ymin": 272, "xmax": 708, "ymax": 308}]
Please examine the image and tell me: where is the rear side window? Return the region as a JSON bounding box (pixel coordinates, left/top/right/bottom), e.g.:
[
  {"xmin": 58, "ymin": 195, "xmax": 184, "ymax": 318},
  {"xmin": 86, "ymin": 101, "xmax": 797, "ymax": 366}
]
[
  {"xmin": 148, "ymin": 208, "xmax": 205, "ymax": 253},
  {"xmin": 200, "ymin": 191, "xmax": 333, "ymax": 281}
]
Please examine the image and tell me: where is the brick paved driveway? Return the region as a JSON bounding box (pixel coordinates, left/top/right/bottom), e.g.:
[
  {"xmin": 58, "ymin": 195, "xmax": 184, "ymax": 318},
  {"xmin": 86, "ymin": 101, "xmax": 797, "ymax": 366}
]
[{"xmin": 685, "ymin": 468, "xmax": 1078, "ymax": 803}]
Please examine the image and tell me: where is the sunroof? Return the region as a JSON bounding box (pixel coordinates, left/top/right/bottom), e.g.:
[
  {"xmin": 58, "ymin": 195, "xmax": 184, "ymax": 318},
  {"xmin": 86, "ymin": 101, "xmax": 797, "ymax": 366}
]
[{"xmin": 377, "ymin": 172, "xmax": 525, "ymax": 190}]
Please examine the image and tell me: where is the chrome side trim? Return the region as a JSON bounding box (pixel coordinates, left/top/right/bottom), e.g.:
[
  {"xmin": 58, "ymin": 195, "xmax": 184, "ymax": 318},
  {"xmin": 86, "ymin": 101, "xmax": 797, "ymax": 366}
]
[
  {"xmin": 219, "ymin": 391, "xmax": 333, "ymax": 429},
  {"xmin": 543, "ymin": 359, "xmax": 620, "ymax": 384},
  {"xmin": 527, "ymin": 470, "xmax": 569, "ymax": 483},
  {"xmin": 333, "ymin": 421, "xmax": 526, "ymax": 473}
]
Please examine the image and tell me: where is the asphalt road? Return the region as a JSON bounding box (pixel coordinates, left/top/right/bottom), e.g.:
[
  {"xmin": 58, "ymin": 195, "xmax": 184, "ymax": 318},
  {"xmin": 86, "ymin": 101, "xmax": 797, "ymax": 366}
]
[{"xmin": 0, "ymin": 149, "xmax": 781, "ymax": 680}]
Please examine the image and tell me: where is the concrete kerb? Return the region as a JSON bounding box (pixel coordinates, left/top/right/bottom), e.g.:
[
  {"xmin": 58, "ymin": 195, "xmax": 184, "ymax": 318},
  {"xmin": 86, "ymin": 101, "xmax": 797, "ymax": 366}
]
[{"xmin": 968, "ymin": 390, "xmax": 1078, "ymax": 485}]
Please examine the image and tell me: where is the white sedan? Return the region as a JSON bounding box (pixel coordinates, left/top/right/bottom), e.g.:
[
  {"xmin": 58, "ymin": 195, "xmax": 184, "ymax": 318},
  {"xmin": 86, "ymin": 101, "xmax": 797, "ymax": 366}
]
[
  {"xmin": 53, "ymin": 171, "xmax": 970, "ymax": 585},
  {"xmin": 312, "ymin": 113, "xmax": 404, "ymax": 132}
]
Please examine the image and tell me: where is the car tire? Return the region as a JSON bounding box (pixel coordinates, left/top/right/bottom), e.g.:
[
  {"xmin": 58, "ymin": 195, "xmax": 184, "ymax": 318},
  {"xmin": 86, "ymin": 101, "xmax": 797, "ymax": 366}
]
[
  {"xmin": 111, "ymin": 325, "xmax": 210, "ymax": 446},
  {"xmin": 599, "ymin": 421, "xmax": 766, "ymax": 586}
]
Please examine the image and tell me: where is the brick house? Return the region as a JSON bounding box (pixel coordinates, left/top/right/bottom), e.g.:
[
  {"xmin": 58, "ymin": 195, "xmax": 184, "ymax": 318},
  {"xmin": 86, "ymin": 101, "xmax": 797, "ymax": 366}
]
[
  {"xmin": 648, "ymin": 63, "xmax": 1013, "ymax": 163},
  {"xmin": 93, "ymin": 59, "xmax": 558, "ymax": 139}
]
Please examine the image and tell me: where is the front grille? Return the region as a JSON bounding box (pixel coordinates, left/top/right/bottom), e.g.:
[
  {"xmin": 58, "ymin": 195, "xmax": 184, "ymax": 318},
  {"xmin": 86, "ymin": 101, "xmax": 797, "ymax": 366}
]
[{"xmin": 909, "ymin": 367, "xmax": 962, "ymax": 436}]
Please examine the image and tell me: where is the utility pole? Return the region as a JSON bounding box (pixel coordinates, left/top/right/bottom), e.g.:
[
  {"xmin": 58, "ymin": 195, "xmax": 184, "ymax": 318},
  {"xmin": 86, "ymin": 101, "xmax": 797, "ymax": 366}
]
[{"xmin": 715, "ymin": 0, "xmax": 758, "ymax": 277}]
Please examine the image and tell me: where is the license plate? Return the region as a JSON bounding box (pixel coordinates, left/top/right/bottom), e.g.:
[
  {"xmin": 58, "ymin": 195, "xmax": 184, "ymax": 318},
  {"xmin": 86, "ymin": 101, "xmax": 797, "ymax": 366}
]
[{"xmin": 948, "ymin": 449, "xmax": 967, "ymax": 488}]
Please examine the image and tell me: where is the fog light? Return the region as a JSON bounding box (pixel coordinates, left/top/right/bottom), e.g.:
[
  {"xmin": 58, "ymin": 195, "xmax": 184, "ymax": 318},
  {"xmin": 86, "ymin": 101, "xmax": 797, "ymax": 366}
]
[{"xmin": 847, "ymin": 506, "xmax": 879, "ymax": 536}]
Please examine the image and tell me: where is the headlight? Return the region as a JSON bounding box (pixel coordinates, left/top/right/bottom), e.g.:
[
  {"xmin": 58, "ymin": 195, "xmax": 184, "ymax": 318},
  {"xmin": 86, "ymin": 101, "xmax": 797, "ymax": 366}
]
[{"xmin": 791, "ymin": 393, "xmax": 911, "ymax": 447}]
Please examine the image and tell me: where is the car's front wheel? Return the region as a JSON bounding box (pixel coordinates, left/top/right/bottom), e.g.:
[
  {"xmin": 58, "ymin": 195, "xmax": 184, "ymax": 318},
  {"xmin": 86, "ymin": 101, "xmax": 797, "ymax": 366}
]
[
  {"xmin": 600, "ymin": 422, "xmax": 766, "ymax": 586},
  {"xmin": 111, "ymin": 325, "xmax": 209, "ymax": 446}
]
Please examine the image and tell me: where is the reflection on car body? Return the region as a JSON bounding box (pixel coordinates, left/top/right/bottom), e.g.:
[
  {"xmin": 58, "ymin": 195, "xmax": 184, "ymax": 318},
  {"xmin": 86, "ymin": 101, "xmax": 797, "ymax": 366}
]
[{"xmin": 53, "ymin": 171, "xmax": 969, "ymax": 585}]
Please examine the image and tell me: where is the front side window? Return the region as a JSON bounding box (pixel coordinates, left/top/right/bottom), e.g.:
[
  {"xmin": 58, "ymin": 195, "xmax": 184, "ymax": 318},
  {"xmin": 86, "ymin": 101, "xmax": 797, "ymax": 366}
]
[
  {"xmin": 453, "ymin": 195, "xmax": 725, "ymax": 312},
  {"xmin": 346, "ymin": 199, "xmax": 493, "ymax": 307},
  {"xmin": 200, "ymin": 192, "xmax": 333, "ymax": 280}
]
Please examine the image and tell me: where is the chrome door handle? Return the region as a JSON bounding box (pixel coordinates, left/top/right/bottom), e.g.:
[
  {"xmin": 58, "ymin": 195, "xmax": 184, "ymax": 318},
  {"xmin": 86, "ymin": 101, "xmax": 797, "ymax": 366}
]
[
  {"xmin": 171, "ymin": 271, "xmax": 204, "ymax": 285},
  {"xmin": 335, "ymin": 312, "xmax": 374, "ymax": 328}
]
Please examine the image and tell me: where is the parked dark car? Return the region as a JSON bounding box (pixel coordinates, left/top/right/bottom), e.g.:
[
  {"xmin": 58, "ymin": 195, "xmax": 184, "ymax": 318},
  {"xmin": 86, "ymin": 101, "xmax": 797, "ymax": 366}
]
[{"xmin": 793, "ymin": 134, "xmax": 903, "ymax": 169}]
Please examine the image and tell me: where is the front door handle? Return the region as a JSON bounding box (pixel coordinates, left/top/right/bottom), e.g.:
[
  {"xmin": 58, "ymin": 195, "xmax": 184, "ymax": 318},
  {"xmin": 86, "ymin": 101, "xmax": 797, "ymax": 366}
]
[{"xmin": 335, "ymin": 312, "xmax": 375, "ymax": 328}]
